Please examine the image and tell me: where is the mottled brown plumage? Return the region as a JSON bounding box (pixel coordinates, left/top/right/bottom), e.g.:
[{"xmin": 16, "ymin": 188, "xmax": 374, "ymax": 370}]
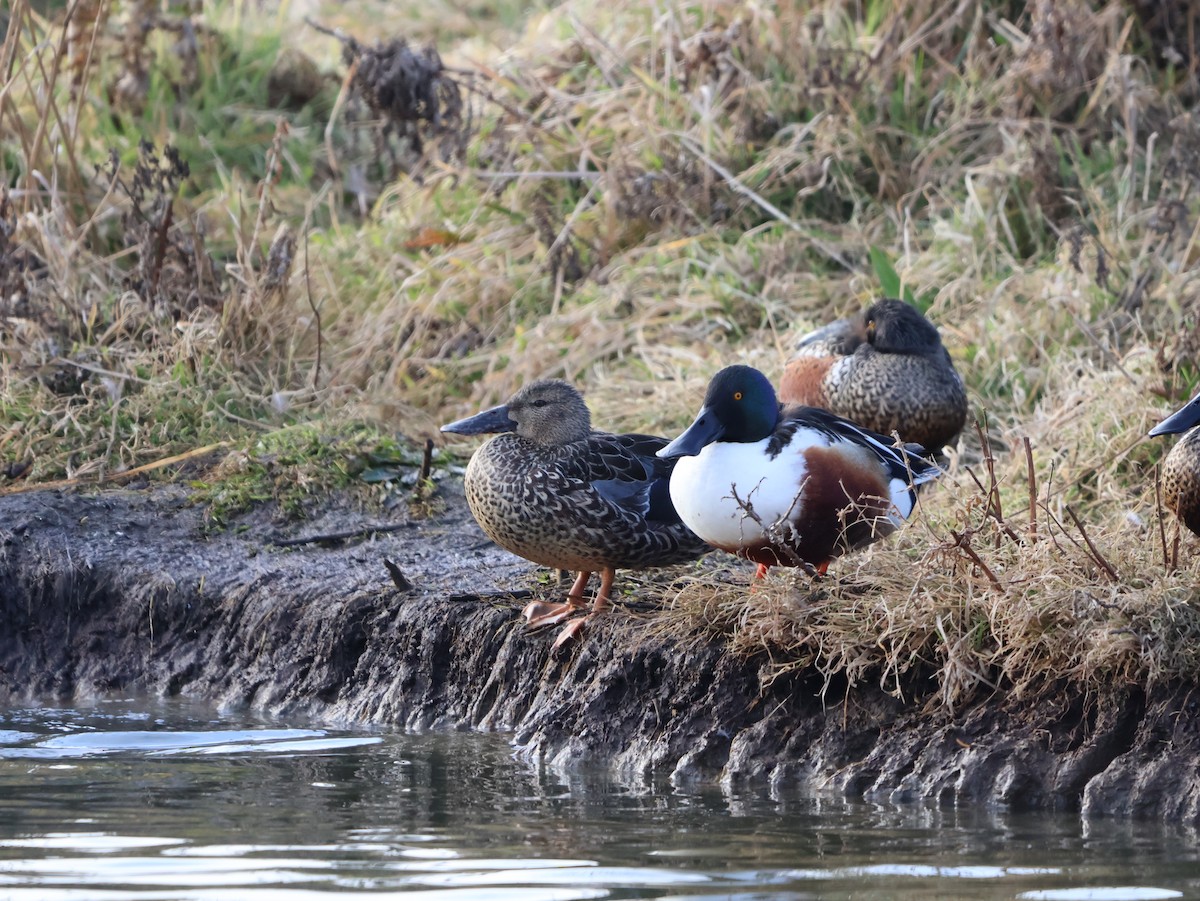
[
  {"xmin": 441, "ymin": 379, "xmax": 710, "ymax": 645},
  {"xmin": 779, "ymin": 299, "xmax": 967, "ymax": 450},
  {"xmin": 1150, "ymin": 392, "xmax": 1200, "ymax": 536}
]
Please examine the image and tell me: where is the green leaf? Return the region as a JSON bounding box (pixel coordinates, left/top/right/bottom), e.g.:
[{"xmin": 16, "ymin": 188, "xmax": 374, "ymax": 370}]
[
  {"xmin": 360, "ymin": 467, "xmax": 404, "ymax": 484},
  {"xmin": 869, "ymin": 246, "xmax": 936, "ymax": 313},
  {"xmin": 869, "ymin": 246, "xmax": 903, "ymax": 298}
]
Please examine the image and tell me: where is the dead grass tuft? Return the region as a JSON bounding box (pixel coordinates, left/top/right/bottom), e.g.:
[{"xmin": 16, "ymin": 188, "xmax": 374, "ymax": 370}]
[
  {"xmin": 1004, "ymin": 0, "xmax": 1122, "ymax": 118},
  {"xmin": 104, "ymin": 140, "xmax": 222, "ymax": 316},
  {"xmin": 311, "ymin": 22, "xmax": 475, "ymax": 177}
]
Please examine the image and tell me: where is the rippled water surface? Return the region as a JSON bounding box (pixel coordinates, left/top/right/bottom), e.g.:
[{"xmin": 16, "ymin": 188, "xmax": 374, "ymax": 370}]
[{"xmin": 0, "ymin": 699, "xmax": 1196, "ymax": 900}]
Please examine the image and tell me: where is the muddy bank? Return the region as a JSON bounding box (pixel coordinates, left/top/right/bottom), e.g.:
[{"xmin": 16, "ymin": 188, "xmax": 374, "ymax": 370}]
[{"xmin": 0, "ymin": 482, "xmax": 1198, "ymax": 822}]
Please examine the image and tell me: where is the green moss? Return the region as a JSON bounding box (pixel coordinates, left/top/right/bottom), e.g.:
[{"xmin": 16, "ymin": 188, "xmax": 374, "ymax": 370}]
[{"xmin": 192, "ymin": 423, "xmax": 430, "ymax": 530}]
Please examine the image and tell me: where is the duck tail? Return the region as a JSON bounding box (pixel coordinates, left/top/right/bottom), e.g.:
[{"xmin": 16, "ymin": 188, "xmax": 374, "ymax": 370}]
[{"xmin": 899, "ymin": 442, "xmax": 944, "ymax": 491}]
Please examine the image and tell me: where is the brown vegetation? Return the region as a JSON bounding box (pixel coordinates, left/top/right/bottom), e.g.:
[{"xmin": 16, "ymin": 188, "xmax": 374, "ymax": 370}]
[{"xmin": 2, "ymin": 0, "xmax": 1200, "ymax": 709}]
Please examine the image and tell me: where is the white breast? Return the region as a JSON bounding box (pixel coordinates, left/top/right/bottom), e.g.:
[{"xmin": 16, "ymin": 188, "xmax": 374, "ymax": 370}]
[{"xmin": 668, "ymin": 437, "xmax": 811, "ymax": 548}]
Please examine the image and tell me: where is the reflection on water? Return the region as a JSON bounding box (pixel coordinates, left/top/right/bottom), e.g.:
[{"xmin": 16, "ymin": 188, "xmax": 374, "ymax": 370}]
[{"xmin": 0, "ymin": 698, "xmax": 1195, "ymax": 900}]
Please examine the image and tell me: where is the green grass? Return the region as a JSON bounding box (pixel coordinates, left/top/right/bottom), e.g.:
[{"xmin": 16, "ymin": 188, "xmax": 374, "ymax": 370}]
[{"xmin": 190, "ymin": 422, "xmax": 435, "ymax": 530}]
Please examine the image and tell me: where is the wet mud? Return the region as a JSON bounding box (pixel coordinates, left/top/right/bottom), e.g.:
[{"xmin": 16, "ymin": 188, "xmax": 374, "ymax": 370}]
[{"xmin": 0, "ymin": 482, "xmax": 1197, "ymax": 822}]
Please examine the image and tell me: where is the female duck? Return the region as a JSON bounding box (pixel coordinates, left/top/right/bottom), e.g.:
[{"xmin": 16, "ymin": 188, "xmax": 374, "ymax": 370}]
[
  {"xmin": 1149, "ymin": 390, "xmax": 1200, "ymax": 536},
  {"xmin": 441, "ymin": 379, "xmax": 710, "ymax": 647},
  {"xmin": 659, "ymin": 365, "xmax": 941, "ymax": 576},
  {"xmin": 779, "ymin": 299, "xmax": 967, "ymax": 450}
]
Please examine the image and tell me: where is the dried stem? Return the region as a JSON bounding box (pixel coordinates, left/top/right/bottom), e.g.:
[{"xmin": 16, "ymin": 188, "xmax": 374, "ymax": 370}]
[
  {"xmin": 1154, "ymin": 462, "xmax": 1170, "ymax": 572},
  {"xmin": 419, "ymin": 438, "xmax": 434, "ymax": 483},
  {"xmin": 1024, "ymin": 436, "xmax": 1037, "ymax": 541},
  {"xmin": 974, "ymin": 417, "xmax": 1004, "ymax": 528},
  {"xmin": 304, "ymin": 227, "xmax": 322, "ymax": 391},
  {"xmin": 1065, "ymin": 505, "xmax": 1119, "ymax": 583},
  {"xmin": 949, "ymin": 529, "xmax": 1003, "ymax": 589}
]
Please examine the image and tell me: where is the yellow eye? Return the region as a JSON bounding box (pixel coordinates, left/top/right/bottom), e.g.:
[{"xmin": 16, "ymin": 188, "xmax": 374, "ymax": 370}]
[{"xmin": 733, "ymin": 391, "xmax": 743, "ymax": 401}]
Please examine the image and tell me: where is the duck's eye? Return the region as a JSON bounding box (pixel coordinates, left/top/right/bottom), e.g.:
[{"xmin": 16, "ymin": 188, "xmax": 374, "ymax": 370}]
[
  {"xmin": 733, "ymin": 391, "xmax": 743, "ymax": 401},
  {"xmin": 531, "ymin": 399, "xmax": 549, "ymax": 408}
]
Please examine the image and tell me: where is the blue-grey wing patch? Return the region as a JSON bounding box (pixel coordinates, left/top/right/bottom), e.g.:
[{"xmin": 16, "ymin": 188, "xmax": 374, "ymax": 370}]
[
  {"xmin": 794, "ymin": 317, "xmax": 859, "ymax": 355},
  {"xmin": 591, "ymin": 476, "xmax": 653, "ymax": 517},
  {"xmin": 565, "ymin": 431, "xmax": 686, "ymax": 523}
]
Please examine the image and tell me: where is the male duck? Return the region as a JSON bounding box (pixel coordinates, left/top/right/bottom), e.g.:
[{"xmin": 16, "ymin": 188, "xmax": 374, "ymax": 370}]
[
  {"xmin": 779, "ymin": 299, "xmax": 967, "ymax": 450},
  {"xmin": 1149, "ymin": 390, "xmax": 1200, "ymax": 536},
  {"xmin": 658, "ymin": 365, "xmax": 941, "ymax": 576},
  {"xmin": 441, "ymin": 379, "xmax": 710, "ymax": 647}
]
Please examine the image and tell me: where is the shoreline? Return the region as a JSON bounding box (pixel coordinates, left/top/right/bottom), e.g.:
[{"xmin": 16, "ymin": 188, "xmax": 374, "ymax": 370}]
[{"xmin": 0, "ymin": 482, "xmax": 1196, "ymax": 822}]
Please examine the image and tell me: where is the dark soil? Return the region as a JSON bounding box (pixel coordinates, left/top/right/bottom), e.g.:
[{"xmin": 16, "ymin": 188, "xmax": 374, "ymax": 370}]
[{"xmin": 1, "ymin": 480, "xmax": 1198, "ymax": 822}]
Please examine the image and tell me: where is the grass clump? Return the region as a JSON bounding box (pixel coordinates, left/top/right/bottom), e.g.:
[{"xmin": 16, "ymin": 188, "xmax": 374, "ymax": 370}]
[
  {"xmin": 190, "ymin": 421, "xmax": 431, "ymax": 531},
  {"xmin": 3, "ymin": 0, "xmax": 1200, "ymax": 708}
]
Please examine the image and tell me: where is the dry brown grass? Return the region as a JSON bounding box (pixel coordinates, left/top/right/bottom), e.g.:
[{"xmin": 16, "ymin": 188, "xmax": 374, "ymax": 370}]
[{"xmin": 4, "ymin": 0, "xmax": 1200, "ymax": 704}]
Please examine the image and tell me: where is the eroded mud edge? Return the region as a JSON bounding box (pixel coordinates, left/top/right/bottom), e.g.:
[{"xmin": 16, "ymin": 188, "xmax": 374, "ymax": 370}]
[{"xmin": 0, "ymin": 484, "xmax": 1197, "ymax": 822}]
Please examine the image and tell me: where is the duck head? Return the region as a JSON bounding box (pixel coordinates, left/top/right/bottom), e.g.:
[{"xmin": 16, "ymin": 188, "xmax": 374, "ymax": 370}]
[
  {"xmin": 1150, "ymin": 390, "xmax": 1200, "ymax": 437},
  {"xmin": 658, "ymin": 365, "xmax": 780, "ymax": 458},
  {"xmin": 441, "ymin": 379, "xmax": 592, "ymax": 446},
  {"xmin": 860, "ymin": 299, "xmax": 944, "ymax": 355}
]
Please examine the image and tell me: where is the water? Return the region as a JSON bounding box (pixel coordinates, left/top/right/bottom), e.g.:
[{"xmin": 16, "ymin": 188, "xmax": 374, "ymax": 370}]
[{"xmin": 0, "ymin": 700, "xmax": 1195, "ymax": 900}]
